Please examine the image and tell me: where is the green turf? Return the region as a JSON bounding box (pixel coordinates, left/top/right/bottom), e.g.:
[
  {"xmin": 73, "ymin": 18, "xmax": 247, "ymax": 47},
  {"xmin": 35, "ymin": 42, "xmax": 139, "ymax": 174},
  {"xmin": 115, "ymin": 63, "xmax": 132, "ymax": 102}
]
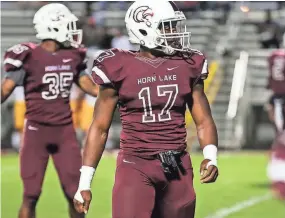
[{"xmin": 1, "ymin": 152, "xmax": 285, "ymax": 218}]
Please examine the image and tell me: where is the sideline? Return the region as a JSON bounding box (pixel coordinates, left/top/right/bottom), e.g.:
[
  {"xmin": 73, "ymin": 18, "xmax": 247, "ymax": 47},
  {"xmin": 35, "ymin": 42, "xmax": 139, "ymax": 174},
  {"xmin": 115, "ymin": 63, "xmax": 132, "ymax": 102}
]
[{"xmin": 204, "ymin": 193, "xmax": 272, "ymax": 218}]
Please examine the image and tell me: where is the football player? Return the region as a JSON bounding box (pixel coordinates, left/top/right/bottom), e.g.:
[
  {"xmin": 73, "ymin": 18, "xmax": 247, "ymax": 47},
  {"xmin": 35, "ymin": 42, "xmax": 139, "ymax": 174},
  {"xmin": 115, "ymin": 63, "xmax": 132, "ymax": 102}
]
[
  {"xmin": 1, "ymin": 3, "xmax": 98, "ymax": 218},
  {"xmin": 74, "ymin": 1, "xmax": 218, "ymax": 218},
  {"xmin": 266, "ymin": 34, "xmax": 285, "ymax": 134},
  {"xmin": 266, "ymin": 36, "xmax": 285, "ymax": 201}
]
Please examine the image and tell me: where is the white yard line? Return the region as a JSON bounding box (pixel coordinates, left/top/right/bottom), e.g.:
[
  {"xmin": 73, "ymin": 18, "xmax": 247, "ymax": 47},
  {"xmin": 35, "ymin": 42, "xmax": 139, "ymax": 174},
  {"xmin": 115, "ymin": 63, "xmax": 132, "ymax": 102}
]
[{"xmin": 204, "ymin": 193, "xmax": 272, "ymax": 218}]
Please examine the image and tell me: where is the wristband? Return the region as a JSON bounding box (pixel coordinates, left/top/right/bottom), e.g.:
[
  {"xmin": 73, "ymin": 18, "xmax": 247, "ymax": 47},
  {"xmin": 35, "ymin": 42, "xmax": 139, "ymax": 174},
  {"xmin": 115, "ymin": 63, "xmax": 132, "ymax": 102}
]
[
  {"xmin": 203, "ymin": 144, "xmax": 218, "ymax": 168},
  {"xmin": 78, "ymin": 166, "xmax": 96, "ymax": 190}
]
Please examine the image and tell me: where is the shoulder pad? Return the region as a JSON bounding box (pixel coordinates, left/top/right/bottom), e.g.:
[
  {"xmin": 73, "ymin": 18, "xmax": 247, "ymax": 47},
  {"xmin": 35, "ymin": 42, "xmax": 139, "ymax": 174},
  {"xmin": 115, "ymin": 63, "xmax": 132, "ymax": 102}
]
[
  {"xmin": 272, "ymin": 49, "xmax": 285, "ymax": 57},
  {"xmin": 91, "ymin": 48, "xmax": 124, "ymax": 86},
  {"xmin": 94, "ymin": 48, "xmax": 128, "ymax": 62},
  {"xmin": 185, "ymin": 49, "xmax": 208, "ymax": 80},
  {"xmin": 77, "ymin": 46, "xmax": 87, "ymax": 58},
  {"xmin": 75, "ymin": 47, "xmax": 88, "ymax": 68},
  {"xmin": 4, "ymin": 42, "xmax": 36, "ymax": 72}
]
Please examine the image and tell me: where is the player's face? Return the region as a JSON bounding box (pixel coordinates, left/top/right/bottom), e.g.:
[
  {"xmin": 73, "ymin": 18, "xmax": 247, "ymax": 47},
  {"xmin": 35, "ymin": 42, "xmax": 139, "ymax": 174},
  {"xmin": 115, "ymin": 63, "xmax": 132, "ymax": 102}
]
[
  {"xmin": 159, "ymin": 21, "xmax": 178, "ymax": 35},
  {"xmin": 159, "ymin": 21, "xmax": 182, "ymax": 50}
]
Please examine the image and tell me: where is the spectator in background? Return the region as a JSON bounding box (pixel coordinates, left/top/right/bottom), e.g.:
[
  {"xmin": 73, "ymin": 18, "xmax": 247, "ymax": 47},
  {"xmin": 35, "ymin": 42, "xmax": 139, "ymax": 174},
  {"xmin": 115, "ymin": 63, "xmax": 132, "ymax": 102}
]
[
  {"xmin": 85, "ymin": 1, "xmax": 93, "ymax": 17},
  {"xmin": 100, "ymin": 27, "xmax": 114, "ymax": 49},
  {"xmin": 78, "ymin": 13, "xmax": 106, "ymax": 52},
  {"xmin": 176, "ymin": 1, "xmax": 200, "ymax": 12},
  {"xmin": 17, "ymin": 1, "xmax": 47, "ymax": 10},
  {"xmin": 259, "ymin": 10, "xmax": 283, "ymax": 49}
]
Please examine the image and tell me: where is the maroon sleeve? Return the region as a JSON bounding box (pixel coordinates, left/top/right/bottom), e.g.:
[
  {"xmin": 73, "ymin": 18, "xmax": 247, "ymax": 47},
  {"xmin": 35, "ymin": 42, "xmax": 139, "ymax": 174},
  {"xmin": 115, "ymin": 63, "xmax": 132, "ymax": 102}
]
[
  {"xmin": 3, "ymin": 43, "xmax": 32, "ymax": 72},
  {"xmin": 91, "ymin": 49, "xmax": 122, "ymax": 86},
  {"xmin": 196, "ymin": 56, "xmax": 208, "ymax": 80},
  {"xmin": 190, "ymin": 50, "xmax": 209, "ymax": 84}
]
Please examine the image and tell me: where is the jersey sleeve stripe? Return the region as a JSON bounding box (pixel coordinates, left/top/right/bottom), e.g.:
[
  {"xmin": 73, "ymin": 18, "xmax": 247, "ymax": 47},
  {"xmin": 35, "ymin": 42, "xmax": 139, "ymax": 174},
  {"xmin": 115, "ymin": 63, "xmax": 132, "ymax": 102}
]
[
  {"xmin": 3, "ymin": 58, "xmax": 23, "ymax": 68},
  {"xmin": 201, "ymin": 59, "xmax": 208, "ymax": 75},
  {"xmin": 92, "ymin": 66, "xmax": 111, "ymax": 84}
]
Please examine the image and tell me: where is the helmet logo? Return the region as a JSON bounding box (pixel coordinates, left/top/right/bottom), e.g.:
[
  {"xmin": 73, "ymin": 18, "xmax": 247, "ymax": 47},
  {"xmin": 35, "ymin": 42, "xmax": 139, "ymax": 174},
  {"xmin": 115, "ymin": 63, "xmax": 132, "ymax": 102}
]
[
  {"xmin": 133, "ymin": 6, "xmax": 153, "ymax": 27},
  {"xmin": 50, "ymin": 11, "xmax": 65, "ymax": 22}
]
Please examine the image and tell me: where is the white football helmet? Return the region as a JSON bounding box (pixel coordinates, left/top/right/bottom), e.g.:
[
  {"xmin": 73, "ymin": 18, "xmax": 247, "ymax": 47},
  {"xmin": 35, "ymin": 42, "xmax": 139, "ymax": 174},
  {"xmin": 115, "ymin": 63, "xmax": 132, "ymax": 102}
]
[
  {"xmin": 125, "ymin": 0, "xmax": 191, "ymax": 55},
  {"xmin": 33, "ymin": 3, "xmax": 82, "ymax": 48}
]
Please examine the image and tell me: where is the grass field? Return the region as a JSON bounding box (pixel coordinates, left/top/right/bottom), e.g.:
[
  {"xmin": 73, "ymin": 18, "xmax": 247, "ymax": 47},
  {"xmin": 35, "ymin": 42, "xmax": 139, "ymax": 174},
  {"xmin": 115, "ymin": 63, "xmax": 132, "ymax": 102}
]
[{"xmin": 1, "ymin": 152, "xmax": 285, "ymax": 218}]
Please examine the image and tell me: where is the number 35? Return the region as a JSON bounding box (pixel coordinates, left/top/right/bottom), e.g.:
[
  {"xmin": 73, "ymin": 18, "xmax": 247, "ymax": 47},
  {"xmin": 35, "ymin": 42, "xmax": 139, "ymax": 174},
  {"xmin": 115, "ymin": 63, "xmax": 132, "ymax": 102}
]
[{"xmin": 42, "ymin": 72, "xmax": 73, "ymax": 100}]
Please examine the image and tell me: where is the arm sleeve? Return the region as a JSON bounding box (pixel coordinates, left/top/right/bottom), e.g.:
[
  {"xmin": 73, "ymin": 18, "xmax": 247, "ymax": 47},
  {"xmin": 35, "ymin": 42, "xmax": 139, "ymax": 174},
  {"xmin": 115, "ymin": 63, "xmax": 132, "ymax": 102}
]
[
  {"xmin": 193, "ymin": 55, "xmax": 209, "ymax": 85},
  {"xmin": 4, "ymin": 69, "xmax": 26, "ymax": 86},
  {"xmin": 199, "ymin": 59, "xmax": 209, "ymax": 80}
]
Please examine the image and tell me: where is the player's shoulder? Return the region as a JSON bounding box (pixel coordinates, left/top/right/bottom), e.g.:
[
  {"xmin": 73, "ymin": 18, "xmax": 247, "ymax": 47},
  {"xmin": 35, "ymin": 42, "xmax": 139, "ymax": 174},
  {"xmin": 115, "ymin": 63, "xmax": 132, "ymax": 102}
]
[
  {"xmin": 172, "ymin": 48, "xmax": 206, "ymax": 65},
  {"xmin": 172, "ymin": 48, "xmax": 208, "ymax": 79},
  {"xmin": 75, "ymin": 45, "xmax": 88, "ymax": 56},
  {"xmin": 4, "ymin": 42, "xmax": 38, "ymax": 71},
  {"xmin": 95, "ymin": 48, "xmax": 134, "ymax": 64},
  {"xmin": 5, "ymin": 42, "xmax": 37, "ymax": 56},
  {"xmin": 186, "ymin": 48, "xmax": 206, "ymax": 63},
  {"xmin": 269, "ymin": 49, "xmax": 285, "ymax": 58},
  {"xmin": 173, "ymin": 48, "xmax": 207, "ymax": 68},
  {"xmin": 92, "ymin": 48, "xmax": 134, "ymax": 86}
]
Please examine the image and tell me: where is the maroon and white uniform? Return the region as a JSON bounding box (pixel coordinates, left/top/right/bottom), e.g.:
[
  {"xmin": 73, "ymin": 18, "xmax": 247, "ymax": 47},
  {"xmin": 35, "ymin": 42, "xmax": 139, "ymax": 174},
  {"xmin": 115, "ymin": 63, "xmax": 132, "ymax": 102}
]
[
  {"xmin": 267, "ymin": 50, "xmax": 285, "ymax": 95},
  {"xmin": 93, "ymin": 48, "xmax": 208, "ymax": 155},
  {"xmin": 267, "ymin": 50, "xmax": 285, "ymax": 132},
  {"xmin": 92, "ymin": 48, "xmax": 208, "ymax": 218},
  {"xmin": 4, "ymin": 42, "xmax": 87, "ymax": 125},
  {"xmin": 3, "ymin": 43, "xmax": 87, "ymax": 201}
]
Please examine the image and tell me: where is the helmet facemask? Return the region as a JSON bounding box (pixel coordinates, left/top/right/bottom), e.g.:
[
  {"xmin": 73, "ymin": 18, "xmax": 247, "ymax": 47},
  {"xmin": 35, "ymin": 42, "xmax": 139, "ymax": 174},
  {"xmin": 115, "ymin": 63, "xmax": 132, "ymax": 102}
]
[
  {"xmin": 155, "ymin": 11, "xmax": 191, "ymax": 55},
  {"xmin": 65, "ymin": 18, "xmax": 82, "ymax": 48}
]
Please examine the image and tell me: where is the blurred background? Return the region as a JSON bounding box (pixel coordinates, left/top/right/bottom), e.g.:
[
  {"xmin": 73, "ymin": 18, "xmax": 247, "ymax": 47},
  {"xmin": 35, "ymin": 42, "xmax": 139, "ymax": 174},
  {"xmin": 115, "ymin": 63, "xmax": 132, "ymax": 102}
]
[{"xmin": 1, "ymin": 1, "xmax": 285, "ymax": 218}]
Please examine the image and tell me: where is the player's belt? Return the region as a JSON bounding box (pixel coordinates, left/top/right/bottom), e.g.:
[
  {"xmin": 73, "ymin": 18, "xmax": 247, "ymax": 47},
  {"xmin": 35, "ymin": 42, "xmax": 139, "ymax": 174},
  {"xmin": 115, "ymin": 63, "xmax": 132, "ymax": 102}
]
[{"xmin": 157, "ymin": 150, "xmax": 184, "ymax": 178}]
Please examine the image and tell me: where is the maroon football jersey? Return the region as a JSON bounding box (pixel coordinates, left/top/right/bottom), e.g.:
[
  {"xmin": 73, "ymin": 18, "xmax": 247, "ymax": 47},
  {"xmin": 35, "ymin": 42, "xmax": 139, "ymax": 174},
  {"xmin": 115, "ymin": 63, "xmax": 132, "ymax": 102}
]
[
  {"xmin": 92, "ymin": 48, "xmax": 208, "ymax": 155},
  {"xmin": 268, "ymin": 50, "xmax": 285, "ymax": 95},
  {"xmin": 4, "ymin": 43, "xmax": 87, "ymax": 125}
]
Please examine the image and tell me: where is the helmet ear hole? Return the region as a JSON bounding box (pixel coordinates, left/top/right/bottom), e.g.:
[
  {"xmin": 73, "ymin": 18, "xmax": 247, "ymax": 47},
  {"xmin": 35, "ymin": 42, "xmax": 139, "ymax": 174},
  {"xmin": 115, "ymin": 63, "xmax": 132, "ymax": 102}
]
[{"xmin": 139, "ymin": 29, "xmax": 147, "ymax": 36}]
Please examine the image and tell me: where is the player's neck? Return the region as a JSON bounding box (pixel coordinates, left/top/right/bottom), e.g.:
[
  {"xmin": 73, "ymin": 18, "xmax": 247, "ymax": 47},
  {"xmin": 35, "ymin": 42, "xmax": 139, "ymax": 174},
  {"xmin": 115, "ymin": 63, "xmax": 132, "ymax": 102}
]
[
  {"xmin": 139, "ymin": 46, "xmax": 160, "ymax": 59},
  {"xmin": 40, "ymin": 40, "xmax": 60, "ymax": 53}
]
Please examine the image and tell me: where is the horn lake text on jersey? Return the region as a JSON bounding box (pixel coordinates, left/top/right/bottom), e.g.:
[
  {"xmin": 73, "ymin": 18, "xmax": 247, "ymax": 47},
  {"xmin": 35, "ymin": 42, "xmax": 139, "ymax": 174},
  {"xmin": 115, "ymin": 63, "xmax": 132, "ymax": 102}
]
[
  {"xmin": 137, "ymin": 74, "xmax": 177, "ymax": 85},
  {"xmin": 45, "ymin": 65, "xmax": 71, "ymax": 72}
]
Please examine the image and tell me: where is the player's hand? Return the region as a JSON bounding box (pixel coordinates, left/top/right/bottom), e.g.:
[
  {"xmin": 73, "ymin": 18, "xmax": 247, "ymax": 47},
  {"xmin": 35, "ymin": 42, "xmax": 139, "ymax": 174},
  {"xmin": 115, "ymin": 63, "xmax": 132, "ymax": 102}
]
[
  {"xmin": 200, "ymin": 159, "xmax": 219, "ymax": 184},
  {"xmin": 73, "ymin": 189, "xmax": 92, "ymax": 214}
]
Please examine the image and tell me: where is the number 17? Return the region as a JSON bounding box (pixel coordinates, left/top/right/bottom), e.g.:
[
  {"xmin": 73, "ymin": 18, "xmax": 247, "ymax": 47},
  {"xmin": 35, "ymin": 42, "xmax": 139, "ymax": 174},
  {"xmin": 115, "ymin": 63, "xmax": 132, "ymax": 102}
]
[{"xmin": 138, "ymin": 84, "xmax": 178, "ymax": 123}]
